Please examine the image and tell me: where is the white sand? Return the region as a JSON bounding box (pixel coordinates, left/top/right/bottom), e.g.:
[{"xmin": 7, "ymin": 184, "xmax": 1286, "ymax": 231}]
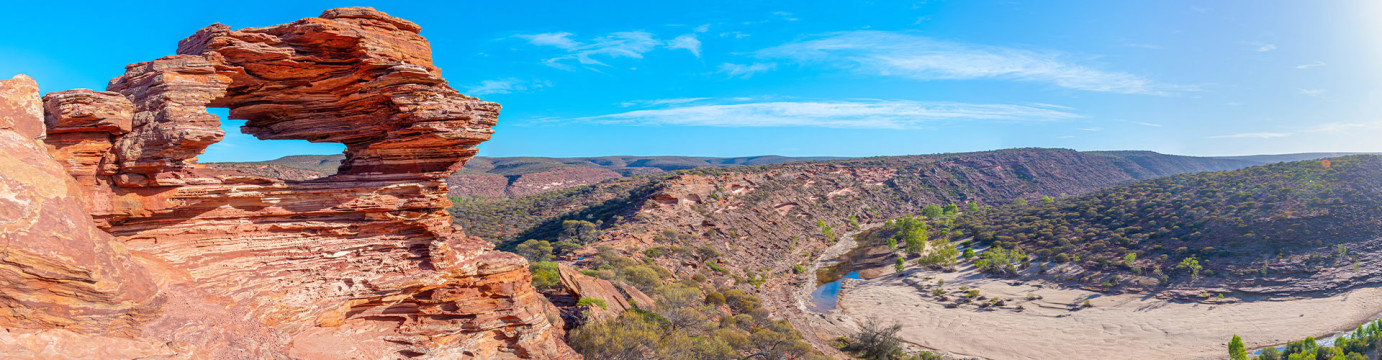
[{"xmin": 839, "ymin": 265, "xmax": 1382, "ymax": 360}]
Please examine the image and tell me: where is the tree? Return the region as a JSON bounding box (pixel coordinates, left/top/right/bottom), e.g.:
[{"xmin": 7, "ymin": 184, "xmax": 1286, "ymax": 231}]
[
  {"xmin": 1177, "ymin": 257, "xmax": 1202, "ymax": 280},
  {"xmin": 962, "ymin": 248, "xmax": 976, "ymax": 260},
  {"xmin": 967, "ymin": 202, "xmax": 981, "ymax": 212},
  {"xmin": 943, "ymin": 204, "xmax": 960, "ymax": 216},
  {"xmin": 530, "ymin": 261, "xmax": 562, "ymax": 291},
  {"xmin": 975, "ymin": 246, "xmax": 1026, "ymax": 275},
  {"xmin": 922, "ymin": 205, "xmax": 944, "ymax": 218},
  {"xmin": 1040, "ymin": 195, "xmax": 1055, "ymax": 203},
  {"xmin": 558, "ymin": 220, "xmax": 601, "ymax": 245},
  {"xmin": 919, "ymin": 238, "xmax": 959, "ymax": 269},
  {"xmin": 887, "ymin": 238, "xmax": 897, "ymax": 251},
  {"xmin": 568, "ymin": 312, "xmax": 660, "ymax": 360},
  {"xmin": 514, "ymin": 240, "xmax": 554, "ymax": 262},
  {"xmin": 1013, "ymin": 198, "xmax": 1029, "ymax": 206},
  {"xmin": 1228, "ymin": 334, "xmax": 1248, "ymax": 360},
  {"xmin": 705, "ymin": 292, "xmax": 726, "ymax": 305},
  {"xmin": 1122, "ymin": 253, "xmax": 1137, "ymax": 269},
  {"xmin": 894, "ymin": 257, "xmax": 905, "ymax": 273},
  {"xmin": 744, "ymin": 320, "xmax": 816, "ymax": 360},
  {"xmin": 620, "ymin": 265, "xmax": 663, "ymax": 291},
  {"xmin": 904, "ymin": 234, "xmax": 925, "ymax": 256},
  {"xmin": 892, "ymin": 216, "xmax": 929, "ymax": 256},
  {"xmin": 846, "ymin": 318, "xmax": 903, "ymax": 360},
  {"xmin": 656, "ymin": 284, "xmax": 709, "ymax": 330}
]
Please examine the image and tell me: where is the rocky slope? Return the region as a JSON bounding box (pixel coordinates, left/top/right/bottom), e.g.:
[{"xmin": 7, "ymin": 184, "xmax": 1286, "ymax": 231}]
[
  {"xmin": 449, "ymin": 148, "xmax": 1253, "ymax": 357},
  {"xmin": 454, "ymin": 149, "xmax": 1255, "ymax": 250},
  {"xmin": 949, "ymin": 155, "xmax": 1382, "ymax": 298},
  {"xmin": 212, "ymin": 154, "xmax": 843, "ymax": 198},
  {"xmin": 1, "ymin": 8, "xmax": 575, "ymax": 359}
]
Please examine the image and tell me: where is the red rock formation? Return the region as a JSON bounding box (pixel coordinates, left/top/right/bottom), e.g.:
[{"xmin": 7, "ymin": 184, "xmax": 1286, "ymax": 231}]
[
  {"xmin": 555, "ymin": 264, "xmax": 654, "ymax": 322},
  {"xmin": 1, "ymin": 7, "xmax": 576, "ymax": 359},
  {"xmin": 0, "ymin": 75, "xmax": 160, "ymax": 343}
]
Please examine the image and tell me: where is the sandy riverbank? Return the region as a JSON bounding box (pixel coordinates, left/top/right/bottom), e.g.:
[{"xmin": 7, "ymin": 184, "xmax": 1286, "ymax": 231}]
[{"xmin": 838, "ymin": 264, "xmax": 1382, "ymax": 359}]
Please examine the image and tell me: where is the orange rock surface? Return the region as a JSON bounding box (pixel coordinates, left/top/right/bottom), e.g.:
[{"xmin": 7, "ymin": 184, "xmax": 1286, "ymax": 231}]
[
  {"xmin": 0, "ymin": 8, "xmax": 577, "ymax": 359},
  {"xmin": 555, "ymin": 264, "xmax": 655, "ymax": 323}
]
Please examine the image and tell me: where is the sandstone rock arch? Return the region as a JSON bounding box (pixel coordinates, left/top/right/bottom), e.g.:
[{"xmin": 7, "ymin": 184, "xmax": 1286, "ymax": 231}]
[{"xmin": 6, "ymin": 7, "xmax": 576, "ymax": 359}]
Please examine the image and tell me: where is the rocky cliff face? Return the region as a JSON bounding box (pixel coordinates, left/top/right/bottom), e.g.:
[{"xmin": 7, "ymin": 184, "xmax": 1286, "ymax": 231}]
[{"xmin": 1, "ymin": 8, "xmax": 576, "ymax": 359}]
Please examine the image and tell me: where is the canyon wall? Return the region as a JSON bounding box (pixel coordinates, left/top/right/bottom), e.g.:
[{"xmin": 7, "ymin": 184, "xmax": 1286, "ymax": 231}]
[{"xmin": 0, "ymin": 8, "xmax": 576, "ymax": 359}]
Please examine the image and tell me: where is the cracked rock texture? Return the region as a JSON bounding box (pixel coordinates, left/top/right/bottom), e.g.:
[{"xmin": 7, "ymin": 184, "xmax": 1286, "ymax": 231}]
[{"xmin": 0, "ymin": 8, "xmax": 576, "ymax": 359}]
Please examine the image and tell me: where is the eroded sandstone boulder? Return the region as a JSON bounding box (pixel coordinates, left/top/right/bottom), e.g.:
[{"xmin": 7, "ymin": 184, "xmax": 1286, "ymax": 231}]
[
  {"xmin": 0, "ymin": 75, "xmax": 160, "ymax": 339},
  {"xmin": 556, "ymin": 264, "xmax": 655, "ymax": 322},
  {"xmin": 2, "ymin": 7, "xmax": 577, "ymax": 359}
]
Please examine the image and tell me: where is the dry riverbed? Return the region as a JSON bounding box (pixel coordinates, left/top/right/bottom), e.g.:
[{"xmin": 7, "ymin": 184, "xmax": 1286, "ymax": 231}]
[{"xmin": 839, "ymin": 263, "xmax": 1382, "ymax": 359}]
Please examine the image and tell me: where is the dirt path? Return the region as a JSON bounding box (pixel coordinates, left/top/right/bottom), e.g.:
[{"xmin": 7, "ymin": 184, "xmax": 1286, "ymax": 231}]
[{"xmin": 839, "ymin": 264, "xmax": 1382, "ymax": 360}]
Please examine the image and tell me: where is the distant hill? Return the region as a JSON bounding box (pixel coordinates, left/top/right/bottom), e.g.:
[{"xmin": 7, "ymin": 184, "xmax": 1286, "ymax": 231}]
[
  {"xmin": 949, "ymin": 155, "xmax": 1382, "ymax": 297},
  {"xmin": 448, "ymin": 148, "xmax": 1256, "ymax": 273},
  {"xmin": 207, "ymin": 154, "xmax": 847, "ymax": 197},
  {"xmin": 1213, "ymin": 152, "xmax": 1380, "ymax": 164},
  {"xmin": 210, "ymin": 151, "xmax": 1365, "ymax": 199}
]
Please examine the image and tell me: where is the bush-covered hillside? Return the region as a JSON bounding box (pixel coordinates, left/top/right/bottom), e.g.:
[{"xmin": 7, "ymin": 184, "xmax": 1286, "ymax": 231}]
[
  {"xmin": 455, "ymin": 149, "xmax": 1254, "ymax": 269},
  {"xmin": 953, "ymin": 155, "xmax": 1382, "ymax": 289}
]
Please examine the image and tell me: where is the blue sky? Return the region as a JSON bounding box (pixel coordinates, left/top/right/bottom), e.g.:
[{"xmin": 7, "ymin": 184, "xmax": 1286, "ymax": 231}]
[{"xmin": 5, "ymin": 1, "xmax": 1382, "ymax": 161}]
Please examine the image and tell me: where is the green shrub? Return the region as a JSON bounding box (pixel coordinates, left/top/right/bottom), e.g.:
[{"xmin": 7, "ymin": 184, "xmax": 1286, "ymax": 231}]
[
  {"xmin": 530, "ymin": 261, "xmax": 562, "ymax": 291},
  {"xmin": 845, "ymin": 318, "xmax": 904, "ymax": 360},
  {"xmin": 577, "ymin": 297, "xmax": 608, "ymax": 309},
  {"xmin": 513, "ymin": 239, "xmax": 554, "ymax": 262},
  {"xmin": 620, "ymin": 265, "xmax": 662, "ymax": 291}
]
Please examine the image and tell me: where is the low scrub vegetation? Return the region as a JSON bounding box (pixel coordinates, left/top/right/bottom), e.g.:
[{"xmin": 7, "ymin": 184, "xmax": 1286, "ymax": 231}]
[
  {"xmin": 949, "ymin": 156, "xmax": 1382, "ymax": 284},
  {"xmin": 835, "ymin": 318, "xmax": 942, "ymax": 360},
  {"xmin": 569, "ymin": 282, "xmax": 822, "ymax": 360},
  {"xmin": 1230, "ymin": 318, "xmax": 1381, "ymax": 360}
]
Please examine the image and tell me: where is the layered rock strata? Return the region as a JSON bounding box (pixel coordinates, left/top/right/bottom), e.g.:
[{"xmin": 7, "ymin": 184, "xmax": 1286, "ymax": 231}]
[
  {"xmin": 0, "ymin": 75, "xmax": 160, "ymax": 339},
  {"xmin": 1, "ymin": 7, "xmax": 575, "ymax": 359}
]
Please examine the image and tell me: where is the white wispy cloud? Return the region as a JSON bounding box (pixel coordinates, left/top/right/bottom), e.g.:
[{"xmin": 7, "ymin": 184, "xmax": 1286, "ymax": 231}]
[
  {"xmin": 1209, "ymin": 132, "xmax": 1292, "ymax": 139},
  {"xmin": 754, "ymin": 31, "xmax": 1186, "ymax": 95},
  {"xmin": 464, "ymin": 78, "xmax": 550, "ymax": 95},
  {"xmin": 1079, "ymin": 127, "xmax": 1102, "ymax": 132},
  {"xmin": 619, "ymin": 98, "xmax": 711, "ymax": 107},
  {"xmin": 1299, "ymin": 88, "xmax": 1326, "ymax": 97},
  {"xmin": 719, "ymin": 62, "xmax": 777, "ymax": 78},
  {"xmin": 1132, "ymin": 121, "xmax": 1163, "ymax": 127},
  {"xmin": 517, "ymin": 31, "xmax": 697, "ymax": 69},
  {"xmin": 1026, "ymin": 102, "xmax": 1077, "ymax": 110},
  {"xmin": 1312, "ymin": 120, "xmax": 1382, "ymax": 132},
  {"xmin": 1255, "ymin": 43, "xmax": 1277, "ymax": 52},
  {"xmin": 558, "ymin": 99, "xmax": 1082, "ymax": 129},
  {"xmin": 517, "ymin": 32, "xmax": 580, "ymax": 50},
  {"xmin": 771, "ymin": 11, "xmax": 799, "ymax": 21},
  {"xmin": 668, "ymin": 34, "xmax": 702, "ymax": 57},
  {"xmin": 1296, "ymin": 61, "xmax": 1325, "ymax": 69}
]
